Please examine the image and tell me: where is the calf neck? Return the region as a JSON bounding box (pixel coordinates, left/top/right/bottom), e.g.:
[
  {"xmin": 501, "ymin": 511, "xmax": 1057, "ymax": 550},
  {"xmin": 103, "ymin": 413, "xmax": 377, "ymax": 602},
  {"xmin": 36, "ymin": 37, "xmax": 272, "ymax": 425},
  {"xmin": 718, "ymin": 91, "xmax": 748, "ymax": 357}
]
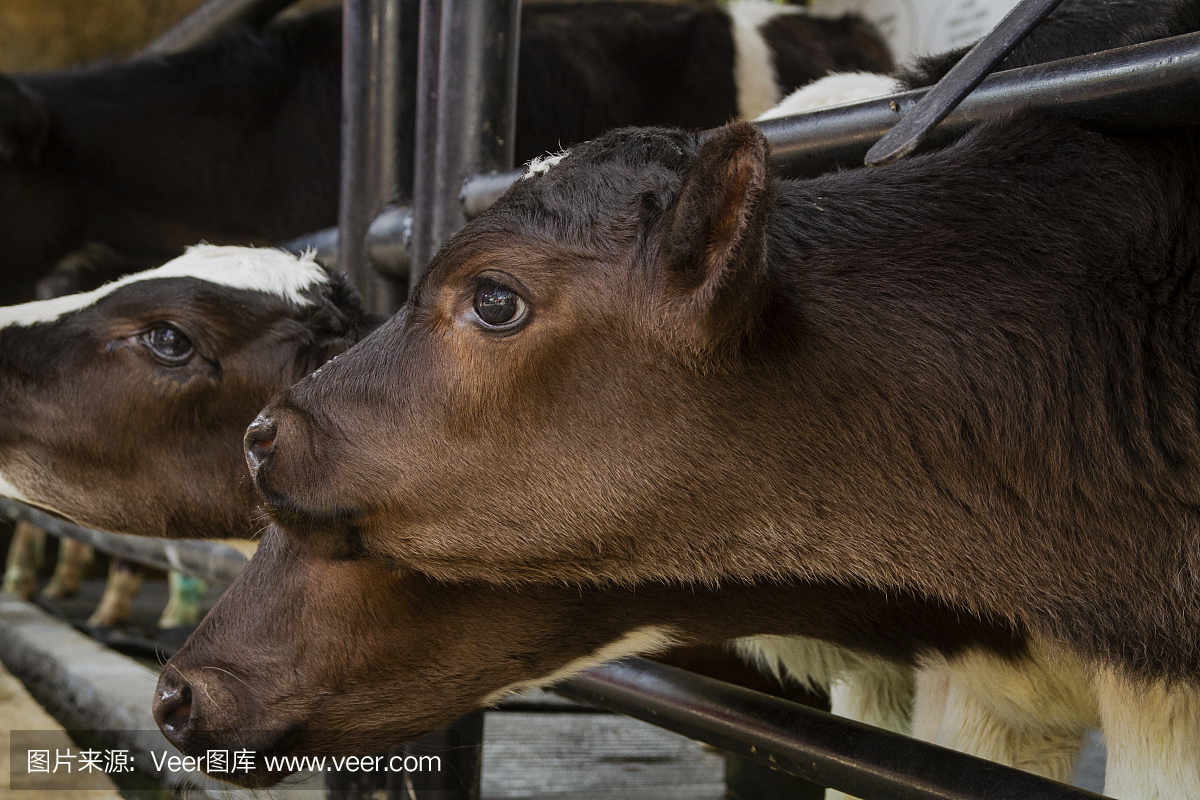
[{"xmin": 250, "ymin": 115, "xmax": 1200, "ymax": 683}]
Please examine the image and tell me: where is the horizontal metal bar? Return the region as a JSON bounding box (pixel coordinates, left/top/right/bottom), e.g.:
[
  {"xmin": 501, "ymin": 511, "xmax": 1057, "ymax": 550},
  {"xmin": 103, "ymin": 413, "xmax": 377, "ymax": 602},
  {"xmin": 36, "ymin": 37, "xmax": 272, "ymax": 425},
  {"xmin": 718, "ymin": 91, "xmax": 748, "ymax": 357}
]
[
  {"xmin": 762, "ymin": 28, "xmax": 1200, "ymax": 175},
  {"xmin": 292, "ymin": 32, "xmax": 1200, "ymax": 282},
  {"xmin": 139, "ymin": 0, "xmax": 303, "ymax": 57},
  {"xmin": 0, "ymin": 499, "xmax": 249, "ymax": 585},
  {"xmin": 457, "ymin": 30, "xmax": 1200, "ymax": 216},
  {"xmin": 557, "ymin": 658, "xmax": 1105, "ymax": 800},
  {"xmin": 280, "ymin": 226, "xmax": 340, "ymax": 269}
]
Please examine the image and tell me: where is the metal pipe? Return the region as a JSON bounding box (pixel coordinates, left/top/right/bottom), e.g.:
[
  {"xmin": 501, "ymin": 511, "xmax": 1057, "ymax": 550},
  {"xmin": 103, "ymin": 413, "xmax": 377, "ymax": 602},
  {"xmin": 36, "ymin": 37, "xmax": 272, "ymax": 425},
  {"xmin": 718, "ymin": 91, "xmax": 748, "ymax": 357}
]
[
  {"xmin": 331, "ymin": 19, "xmax": 1200, "ymax": 284},
  {"xmin": 0, "ymin": 499, "xmax": 248, "ymax": 586},
  {"xmin": 764, "ymin": 28, "xmax": 1200, "ymax": 175},
  {"xmin": 407, "ymin": 0, "xmax": 521, "ymax": 287},
  {"xmin": 865, "ymin": 0, "xmax": 1069, "ymax": 166},
  {"xmin": 558, "ymin": 659, "xmax": 1105, "ymax": 800},
  {"xmin": 139, "ymin": 0, "xmax": 302, "ymax": 57},
  {"xmin": 336, "ymin": 0, "xmax": 407, "ymax": 315},
  {"xmin": 457, "ymin": 30, "xmax": 1200, "ymax": 218}
]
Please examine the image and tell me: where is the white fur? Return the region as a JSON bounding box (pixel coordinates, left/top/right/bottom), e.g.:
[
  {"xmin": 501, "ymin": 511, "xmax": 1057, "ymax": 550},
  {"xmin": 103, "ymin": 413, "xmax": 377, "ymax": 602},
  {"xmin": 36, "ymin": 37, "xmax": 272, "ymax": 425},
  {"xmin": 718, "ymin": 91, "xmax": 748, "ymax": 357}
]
[
  {"xmin": 481, "ymin": 625, "xmax": 679, "ymax": 706},
  {"xmin": 0, "ymin": 245, "xmax": 328, "ymax": 329},
  {"xmin": 728, "ymin": 0, "xmax": 802, "ymax": 120},
  {"xmin": 523, "ymin": 150, "xmax": 570, "ymax": 180},
  {"xmin": 738, "ymin": 636, "xmax": 913, "ymax": 800},
  {"xmin": 0, "ymin": 472, "xmax": 31, "ymax": 504},
  {"xmin": 737, "ymin": 635, "xmax": 912, "ymax": 733},
  {"xmin": 919, "ymin": 644, "xmax": 1096, "ymax": 783},
  {"xmin": 755, "ymin": 72, "xmax": 900, "ymax": 120},
  {"xmin": 1094, "ymin": 669, "xmax": 1200, "ymax": 799}
]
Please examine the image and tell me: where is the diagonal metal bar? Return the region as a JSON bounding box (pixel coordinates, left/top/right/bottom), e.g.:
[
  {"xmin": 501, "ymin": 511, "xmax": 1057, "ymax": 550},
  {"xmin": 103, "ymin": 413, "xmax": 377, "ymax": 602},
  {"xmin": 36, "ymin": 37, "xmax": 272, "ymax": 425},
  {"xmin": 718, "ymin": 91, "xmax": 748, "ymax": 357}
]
[
  {"xmin": 864, "ymin": 0, "xmax": 1068, "ymax": 167},
  {"xmin": 558, "ymin": 658, "xmax": 1106, "ymax": 800},
  {"xmin": 138, "ymin": 0, "xmax": 303, "ymax": 57}
]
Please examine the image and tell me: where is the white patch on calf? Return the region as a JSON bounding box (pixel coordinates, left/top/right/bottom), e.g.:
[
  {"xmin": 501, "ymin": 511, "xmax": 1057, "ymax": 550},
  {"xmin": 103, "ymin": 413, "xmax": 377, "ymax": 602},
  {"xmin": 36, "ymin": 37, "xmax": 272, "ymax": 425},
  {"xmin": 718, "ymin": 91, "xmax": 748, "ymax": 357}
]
[
  {"xmin": 480, "ymin": 625, "xmax": 679, "ymax": 706},
  {"xmin": 522, "ymin": 149, "xmax": 571, "ymax": 180},
  {"xmin": 1094, "ymin": 668, "xmax": 1200, "ymax": 799},
  {"xmin": 755, "ymin": 72, "xmax": 900, "ymax": 120},
  {"xmin": 738, "ymin": 635, "xmax": 913, "ymax": 733},
  {"xmin": 0, "ymin": 471, "xmax": 31, "ymax": 504},
  {"xmin": 919, "ymin": 642, "xmax": 1096, "ymax": 783},
  {"xmin": 0, "ymin": 245, "xmax": 329, "ymax": 329},
  {"xmin": 728, "ymin": 0, "xmax": 802, "ymax": 120}
]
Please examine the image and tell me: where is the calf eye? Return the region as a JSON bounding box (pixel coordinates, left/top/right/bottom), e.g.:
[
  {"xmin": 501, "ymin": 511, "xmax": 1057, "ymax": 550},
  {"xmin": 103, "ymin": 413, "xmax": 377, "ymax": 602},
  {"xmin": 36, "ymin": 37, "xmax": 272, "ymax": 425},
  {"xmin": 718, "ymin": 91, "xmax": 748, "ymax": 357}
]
[
  {"xmin": 472, "ymin": 283, "xmax": 529, "ymax": 330},
  {"xmin": 142, "ymin": 323, "xmax": 193, "ymax": 365}
]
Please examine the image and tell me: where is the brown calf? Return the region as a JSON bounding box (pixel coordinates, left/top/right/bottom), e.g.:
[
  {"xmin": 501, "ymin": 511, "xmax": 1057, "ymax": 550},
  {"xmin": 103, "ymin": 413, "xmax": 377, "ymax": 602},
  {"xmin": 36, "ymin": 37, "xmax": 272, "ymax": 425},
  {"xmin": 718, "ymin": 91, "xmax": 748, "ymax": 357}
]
[
  {"xmin": 223, "ymin": 107, "xmax": 1200, "ymax": 796},
  {"xmin": 156, "ymin": 521, "xmax": 1019, "ymax": 788}
]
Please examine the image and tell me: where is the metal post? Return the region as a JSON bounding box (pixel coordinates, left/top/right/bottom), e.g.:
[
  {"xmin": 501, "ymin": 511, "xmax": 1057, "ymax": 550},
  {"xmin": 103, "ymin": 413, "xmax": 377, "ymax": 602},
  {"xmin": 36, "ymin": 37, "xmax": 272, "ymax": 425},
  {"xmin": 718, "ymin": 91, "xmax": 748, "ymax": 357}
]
[
  {"xmin": 395, "ymin": 1, "xmax": 521, "ymax": 797},
  {"xmin": 337, "ymin": 0, "xmax": 408, "ymax": 315},
  {"xmin": 408, "ymin": 0, "xmax": 520, "ymax": 285}
]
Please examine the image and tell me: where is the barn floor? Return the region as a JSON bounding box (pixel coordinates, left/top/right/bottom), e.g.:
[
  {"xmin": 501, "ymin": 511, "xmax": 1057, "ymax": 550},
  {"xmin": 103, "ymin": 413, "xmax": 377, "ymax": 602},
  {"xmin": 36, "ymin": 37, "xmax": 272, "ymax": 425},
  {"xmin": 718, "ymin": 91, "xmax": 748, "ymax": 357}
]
[{"xmin": 1, "ymin": 575, "xmax": 1109, "ymax": 798}]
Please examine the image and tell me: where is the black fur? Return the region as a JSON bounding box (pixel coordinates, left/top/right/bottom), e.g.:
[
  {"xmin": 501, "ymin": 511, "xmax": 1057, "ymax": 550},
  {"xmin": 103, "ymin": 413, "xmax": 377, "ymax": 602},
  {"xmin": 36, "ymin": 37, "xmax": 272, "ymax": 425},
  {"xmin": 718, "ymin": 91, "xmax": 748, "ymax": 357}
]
[{"xmin": 0, "ymin": 3, "xmax": 891, "ymax": 307}]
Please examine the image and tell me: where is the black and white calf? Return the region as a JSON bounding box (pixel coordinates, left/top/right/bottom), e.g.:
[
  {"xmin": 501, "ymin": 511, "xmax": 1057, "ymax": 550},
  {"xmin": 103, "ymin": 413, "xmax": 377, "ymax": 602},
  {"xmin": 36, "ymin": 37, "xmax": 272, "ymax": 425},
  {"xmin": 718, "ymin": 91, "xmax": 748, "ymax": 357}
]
[
  {"xmin": 0, "ymin": 245, "xmax": 375, "ymax": 539},
  {"xmin": 0, "ymin": 0, "xmax": 891, "ymax": 306}
]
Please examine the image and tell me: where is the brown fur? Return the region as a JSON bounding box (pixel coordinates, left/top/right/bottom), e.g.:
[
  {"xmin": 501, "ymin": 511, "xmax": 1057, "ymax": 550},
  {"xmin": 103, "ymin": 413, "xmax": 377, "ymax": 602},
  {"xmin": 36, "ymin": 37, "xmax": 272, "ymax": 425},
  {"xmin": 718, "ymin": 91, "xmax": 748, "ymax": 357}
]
[
  {"xmin": 248, "ymin": 113, "xmax": 1200, "ymax": 684},
  {"xmin": 156, "ymin": 522, "xmax": 1021, "ymax": 782}
]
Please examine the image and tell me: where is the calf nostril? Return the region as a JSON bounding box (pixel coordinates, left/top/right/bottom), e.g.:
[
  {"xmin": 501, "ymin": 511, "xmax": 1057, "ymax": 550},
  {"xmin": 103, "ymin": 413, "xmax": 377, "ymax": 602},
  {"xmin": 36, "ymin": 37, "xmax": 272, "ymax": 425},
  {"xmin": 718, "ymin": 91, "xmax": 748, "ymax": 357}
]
[
  {"xmin": 155, "ymin": 678, "xmax": 194, "ymax": 738},
  {"xmin": 244, "ymin": 415, "xmax": 278, "ymax": 473}
]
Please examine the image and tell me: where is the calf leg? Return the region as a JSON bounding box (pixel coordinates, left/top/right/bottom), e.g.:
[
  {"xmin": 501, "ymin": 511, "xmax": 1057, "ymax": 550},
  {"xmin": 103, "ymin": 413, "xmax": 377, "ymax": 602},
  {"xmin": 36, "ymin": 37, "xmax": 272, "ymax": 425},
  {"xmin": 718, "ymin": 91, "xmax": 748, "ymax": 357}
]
[
  {"xmin": 823, "ymin": 661, "xmax": 914, "ymax": 800},
  {"xmin": 157, "ymin": 572, "xmax": 206, "ymax": 628},
  {"xmin": 2, "ymin": 521, "xmax": 45, "ymax": 599},
  {"xmin": 1094, "ymin": 669, "xmax": 1200, "ymax": 800},
  {"xmin": 41, "ymin": 539, "xmax": 93, "ymax": 599},
  {"xmin": 87, "ymin": 558, "xmax": 143, "ymax": 628}
]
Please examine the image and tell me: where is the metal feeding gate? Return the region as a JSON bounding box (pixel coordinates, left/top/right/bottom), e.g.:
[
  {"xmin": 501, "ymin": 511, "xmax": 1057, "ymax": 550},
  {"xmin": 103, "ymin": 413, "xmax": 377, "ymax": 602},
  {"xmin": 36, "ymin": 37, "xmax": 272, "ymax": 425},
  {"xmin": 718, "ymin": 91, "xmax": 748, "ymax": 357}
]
[{"xmin": 7, "ymin": 0, "xmax": 1200, "ymax": 797}]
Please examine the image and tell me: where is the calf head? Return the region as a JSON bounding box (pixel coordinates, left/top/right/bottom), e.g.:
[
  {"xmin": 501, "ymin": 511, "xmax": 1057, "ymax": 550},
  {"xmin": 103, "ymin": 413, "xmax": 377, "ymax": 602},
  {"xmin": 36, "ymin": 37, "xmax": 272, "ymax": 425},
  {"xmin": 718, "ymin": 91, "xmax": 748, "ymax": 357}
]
[
  {"xmin": 156, "ymin": 521, "xmax": 1021, "ymax": 786},
  {"xmin": 0, "ymin": 245, "xmax": 374, "ymax": 539},
  {"xmin": 249, "ymin": 123, "xmax": 785, "ymax": 586}
]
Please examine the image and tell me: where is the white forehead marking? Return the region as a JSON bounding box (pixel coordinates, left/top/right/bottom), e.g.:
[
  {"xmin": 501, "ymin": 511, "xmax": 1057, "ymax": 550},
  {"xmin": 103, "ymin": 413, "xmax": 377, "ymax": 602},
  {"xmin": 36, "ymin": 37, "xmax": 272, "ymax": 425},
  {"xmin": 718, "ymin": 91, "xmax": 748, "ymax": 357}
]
[
  {"xmin": 729, "ymin": 0, "xmax": 803, "ymax": 120},
  {"xmin": 0, "ymin": 245, "xmax": 329, "ymax": 329},
  {"xmin": 522, "ymin": 149, "xmax": 571, "ymax": 180}
]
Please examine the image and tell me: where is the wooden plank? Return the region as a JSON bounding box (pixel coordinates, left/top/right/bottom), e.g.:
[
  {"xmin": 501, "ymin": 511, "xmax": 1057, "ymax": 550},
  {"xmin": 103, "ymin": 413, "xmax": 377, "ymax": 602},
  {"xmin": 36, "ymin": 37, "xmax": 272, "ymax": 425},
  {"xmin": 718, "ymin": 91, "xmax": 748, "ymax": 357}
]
[{"xmin": 482, "ymin": 712, "xmax": 725, "ymax": 800}]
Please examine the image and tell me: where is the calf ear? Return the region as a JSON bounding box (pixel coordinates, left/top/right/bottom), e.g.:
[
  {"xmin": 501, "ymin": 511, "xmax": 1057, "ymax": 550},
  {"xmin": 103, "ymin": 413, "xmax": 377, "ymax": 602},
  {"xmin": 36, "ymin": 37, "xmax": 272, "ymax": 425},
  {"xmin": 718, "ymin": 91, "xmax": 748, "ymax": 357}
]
[
  {"xmin": 658, "ymin": 121, "xmax": 771, "ymax": 356},
  {"xmin": 0, "ymin": 75, "xmax": 48, "ymax": 164}
]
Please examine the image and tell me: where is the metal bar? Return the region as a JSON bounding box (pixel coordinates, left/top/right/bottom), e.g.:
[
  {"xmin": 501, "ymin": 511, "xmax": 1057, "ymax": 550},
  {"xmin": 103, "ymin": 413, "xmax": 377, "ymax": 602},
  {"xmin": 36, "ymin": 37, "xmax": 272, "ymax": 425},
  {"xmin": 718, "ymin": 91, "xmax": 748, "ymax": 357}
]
[
  {"xmin": 558, "ymin": 659, "xmax": 1105, "ymax": 800},
  {"xmin": 337, "ymin": 0, "xmax": 407, "ymax": 315},
  {"xmin": 293, "ymin": 30, "xmax": 1200, "ymax": 276},
  {"xmin": 766, "ymin": 29, "xmax": 1200, "ymax": 174},
  {"xmin": 407, "ymin": 0, "xmax": 521, "ymax": 287},
  {"xmin": 864, "ymin": 0, "xmax": 1068, "ymax": 166},
  {"xmin": 454, "ymin": 30, "xmax": 1200, "ymax": 221},
  {"xmin": 0, "ymin": 499, "xmax": 248, "ymax": 586},
  {"xmin": 397, "ymin": 2, "xmax": 521, "ymax": 797},
  {"xmin": 138, "ymin": 0, "xmax": 302, "ymax": 57}
]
